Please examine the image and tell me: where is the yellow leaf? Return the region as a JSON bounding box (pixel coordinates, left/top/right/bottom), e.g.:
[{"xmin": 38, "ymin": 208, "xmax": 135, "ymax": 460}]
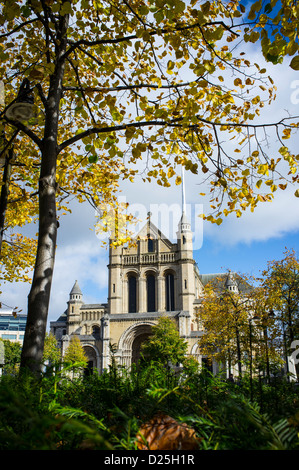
[
  {"xmin": 234, "ymin": 78, "xmax": 242, "ymax": 87},
  {"xmin": 282, "ymin": 128, "xmax": 291, "ymax": 139}
]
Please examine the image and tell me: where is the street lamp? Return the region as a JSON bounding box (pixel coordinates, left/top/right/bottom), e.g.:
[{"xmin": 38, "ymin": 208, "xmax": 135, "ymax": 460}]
[{"xmin": 5, "ymin": 78, "xmax": 34, "ymax": 122}]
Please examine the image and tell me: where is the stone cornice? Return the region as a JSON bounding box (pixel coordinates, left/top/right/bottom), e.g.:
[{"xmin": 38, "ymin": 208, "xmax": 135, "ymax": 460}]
[{"xmin": 107, "ymin": 310, "xmax": 189, "ymax": 322}]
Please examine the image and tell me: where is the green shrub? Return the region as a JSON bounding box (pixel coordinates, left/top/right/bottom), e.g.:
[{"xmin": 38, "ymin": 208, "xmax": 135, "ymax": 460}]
[{"xmin": 0, "ymin": 361, "xmax": 298, "ymax": 450}]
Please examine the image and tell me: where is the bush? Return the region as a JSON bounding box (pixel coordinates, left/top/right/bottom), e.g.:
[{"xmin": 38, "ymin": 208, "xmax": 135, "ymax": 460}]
[{"xmin": 0, "ymin": 361, "xmax": 298, "ymax": 450}]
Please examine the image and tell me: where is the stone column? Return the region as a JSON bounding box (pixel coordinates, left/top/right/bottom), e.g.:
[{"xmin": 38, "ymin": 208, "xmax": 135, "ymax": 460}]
[
  {"xmin": 138, "ymin": 274, "xmax": 146, "ymax": 313},
  {"xmin": 157, "ymin": 274, "xmax": 164, "ymax": 312},
  {"xmin": 123, "ymin": 276, "xmax": 128, "ymax": 313},
  {"xmin": 178, "ymin": 311, "xmax": 191, "ymax": 338}
]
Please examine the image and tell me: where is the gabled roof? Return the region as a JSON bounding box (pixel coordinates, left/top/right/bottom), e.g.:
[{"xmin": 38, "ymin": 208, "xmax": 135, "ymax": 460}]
[
  {"xmin": 136, "ymin": 218, "xmax": 167, "ymax": 240},
  {"xmin": 134, "ymin": 218, "xmax": 176, "ymax": 250}
]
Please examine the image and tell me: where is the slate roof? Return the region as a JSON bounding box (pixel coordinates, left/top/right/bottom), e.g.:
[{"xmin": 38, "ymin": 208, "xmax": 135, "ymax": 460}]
[
  {"xmin": 70, "ymin": 280, "xmax": 82, "ymax": 295},
  {"xmin": 199, "ymin": 272, "xmax": 253, "ymax": 294}
]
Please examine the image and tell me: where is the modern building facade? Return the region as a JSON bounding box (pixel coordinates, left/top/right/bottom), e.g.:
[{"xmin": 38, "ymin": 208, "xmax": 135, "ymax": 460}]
[{"xmin": 0, "ymin": 309, "xmax": 27, "ymax": 343}]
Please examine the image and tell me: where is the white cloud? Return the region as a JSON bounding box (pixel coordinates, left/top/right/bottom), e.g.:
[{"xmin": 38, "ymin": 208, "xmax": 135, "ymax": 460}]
[
  {"xmin": 202, "ymin": 183, "xmax": 299, "ymax": 246},
  {"xmin": 48, "ymin": 238, "xmax": 109, "ymax": 323}
]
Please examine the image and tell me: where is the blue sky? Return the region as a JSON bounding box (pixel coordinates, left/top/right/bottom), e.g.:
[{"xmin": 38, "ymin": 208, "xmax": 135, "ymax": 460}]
[{"xmin": 196, "ymin": 230, "xmax": 299, "ymax": 278}]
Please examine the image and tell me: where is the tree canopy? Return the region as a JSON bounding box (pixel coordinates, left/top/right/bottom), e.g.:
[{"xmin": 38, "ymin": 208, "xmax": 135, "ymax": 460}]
[
  {"xmin": 63, "ymin": 335, "xmax": 88, "ymax": 368},
  {"xmin": 141, "ymin": 316, "xmax": 188, "ymax": 365},
  {"xmin": 0, "ymin": 0, "xmax": 298, "ymax": 374},
  {"xmin": 262, "ymin": 249, "xmax": 299, "ymax": 377},
  {"xmin": 199, "ymin": 276, "xmax": 284, "ymax": 380}
]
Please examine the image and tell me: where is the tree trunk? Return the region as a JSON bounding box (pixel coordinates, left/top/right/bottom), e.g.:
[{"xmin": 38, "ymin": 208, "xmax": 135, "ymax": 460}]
[
  {"xmin": 20, "ymin": 166, "xmax": 58, "ymax": 374},
  {"xmin": 0, "ymin": 146, "xmax": 13, "ymax": 255},
  {"xmin": 235, "ymin": 326, "xmax": 242, "ymax": 379},
  {"xmin": 20, "ymin": 13, "xmax": 69, "ymax": 375}
]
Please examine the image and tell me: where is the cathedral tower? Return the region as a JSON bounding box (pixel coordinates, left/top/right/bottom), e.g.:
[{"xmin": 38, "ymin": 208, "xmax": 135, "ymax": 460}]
[
  {"xmin": 67, "ymin": 280, "xmax": 83, "ymax": 335},
  {"xmin": 176, "ymin": 167, "xmax": 195, "ymax": 314}
]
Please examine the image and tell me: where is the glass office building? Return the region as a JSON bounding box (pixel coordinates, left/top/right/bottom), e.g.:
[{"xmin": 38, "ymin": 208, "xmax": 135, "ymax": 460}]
[{"xmin": 0, "ymin": 309, "xmax": 27, "ymax": 343}]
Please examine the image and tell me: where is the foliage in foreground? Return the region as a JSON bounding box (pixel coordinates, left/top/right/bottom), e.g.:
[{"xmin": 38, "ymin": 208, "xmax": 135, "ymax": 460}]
[{"xmin": 0, "ymin": 362, "xmax": 298, "ymax": 451}]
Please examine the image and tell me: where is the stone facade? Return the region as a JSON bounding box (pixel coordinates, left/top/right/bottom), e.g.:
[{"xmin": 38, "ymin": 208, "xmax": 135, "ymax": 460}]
[{"xmin": 50, "ymin": 210, "xmax": 235, "ymax": 374}]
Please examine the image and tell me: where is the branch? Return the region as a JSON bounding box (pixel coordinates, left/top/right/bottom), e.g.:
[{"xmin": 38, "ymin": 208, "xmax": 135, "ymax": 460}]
[
  {"xmin": 0, "ymin": 130, "xmax": 19, "ymax": 161},
  {"xmin": 63, "ymin": 19, "xmax": 238, "ymax": 59},
  {"xmin": 4, "ymin": 117, "xmax": 43, "ymax": 150},
  {"xmin": 58, "ymin": 120, "xmax": 170, "ymax": 153},
  {"xmin": 0, "ymin": 18, "xmax": 38, "ymax": 39},
  {"xmin": 58, "ymin": 115, "xmax": 299, "ymax": 154},
  {"xmin": 62, "ymin": 82, "xmax": 191, "ymax": 93},
  {"xmin": 67, "ymin": 55, "xmax": 97, "ymax": 124}
]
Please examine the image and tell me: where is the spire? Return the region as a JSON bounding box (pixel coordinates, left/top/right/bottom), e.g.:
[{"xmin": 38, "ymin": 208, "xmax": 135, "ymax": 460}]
[
  {"xmin": 181, "ymin": 165, "xmax": 186, "ymax": 215},
  {"xmin": 178, "ymin": 165, "xmax": 191, "ymax": 233},
  {"xmin": 70, "ymin": 280, "xmax": 82, "ymax": 297},
  {"xmin": 225, "ymin": 270, "xmax": 238, "ymax": 292},
  {"xmin": 147, "ymin": 211, "xmax": 152, "ymax": 229}
]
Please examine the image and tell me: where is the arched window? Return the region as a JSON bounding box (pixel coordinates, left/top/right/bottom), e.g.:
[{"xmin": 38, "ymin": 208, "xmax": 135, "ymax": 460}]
[
  {"xmin": 92, "ymin": 325, "xmax": 100, "ymax": 337},
  {"xmin": 165, "ymin": 273, "xmax": 175, "ymax": 311},
  {"xmin": 128, "ymin": 275, "xmax": 137, "ymax": 313},
  {"xmin": 147, "ymin": 236, "xmax": 154, "ymax": 252},
  {"xmin": 147, "ymin": 274, "xmax": 156, "ymax": 312}
]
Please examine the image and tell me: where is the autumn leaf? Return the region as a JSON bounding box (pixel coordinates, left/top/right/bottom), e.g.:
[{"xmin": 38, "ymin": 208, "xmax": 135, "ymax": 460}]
[{"xmin": 137, "ymin": 414, "xmax": 199, "ymax": 450}]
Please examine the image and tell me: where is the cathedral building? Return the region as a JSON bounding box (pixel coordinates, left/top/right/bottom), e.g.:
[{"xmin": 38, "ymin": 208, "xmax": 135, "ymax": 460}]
[{"xmin": 50, "ymin": 204, "xmax": 240, "ymax": 375}]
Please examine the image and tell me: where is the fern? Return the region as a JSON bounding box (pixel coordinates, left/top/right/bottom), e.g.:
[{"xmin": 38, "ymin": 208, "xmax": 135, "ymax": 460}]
[{"xmin": 220, "ymin": 395, "xmax": 298, "ymax": 450}]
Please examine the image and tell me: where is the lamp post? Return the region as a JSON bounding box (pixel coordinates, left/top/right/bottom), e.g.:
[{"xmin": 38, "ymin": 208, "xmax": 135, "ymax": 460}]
[
  {"xmin": 0, "ymin": 79, "xmax": 34, "ymax": 254},
  {"xmin": 248, "ymin": 315, "xmax": 259, "ymax": 401}
]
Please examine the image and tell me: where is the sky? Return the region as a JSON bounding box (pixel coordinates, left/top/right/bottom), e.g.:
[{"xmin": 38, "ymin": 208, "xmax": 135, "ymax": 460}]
[{"xmin": 1, "ymin": 33, "xmax": 299, "ymax": 329}]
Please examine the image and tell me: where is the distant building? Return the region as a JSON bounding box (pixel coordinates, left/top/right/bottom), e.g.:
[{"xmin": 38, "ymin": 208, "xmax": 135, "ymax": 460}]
[
  {"xmin": 0, "ymin": 309, "xmax": 27, "ymax": 343},
  {"xmin": 50, "ymin": 204, "xmax": 249, "ymax": 375}
]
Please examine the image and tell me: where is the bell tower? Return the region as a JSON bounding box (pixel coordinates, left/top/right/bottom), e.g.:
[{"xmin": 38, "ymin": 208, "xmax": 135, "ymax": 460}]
[
  {"xmin": 67, "ymin": 280, "xmax": 83, "ymax": 335},
  {"xmin": 108, "ymin": 239, "xmax": 123, "ymax": 315}
]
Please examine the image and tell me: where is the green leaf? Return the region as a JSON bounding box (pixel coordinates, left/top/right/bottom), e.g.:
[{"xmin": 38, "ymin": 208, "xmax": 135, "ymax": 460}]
[
  {"xmin": 266, "ymin": 53, "xmax": 280, "ymax": 64},
  {"xmin": 60, "ymin": 1, "xmax": 73, "ymax": 16},
  {"xmin": 88, "ymin": 155, "xmax": 98, "ymax": 163},
  {"xmin": 264, "ymin": 3, "xmax": 272, "ymax": 14},
  {"xmin": 290, "ymin": 55, "xmax": 299, "ymax": 71}
]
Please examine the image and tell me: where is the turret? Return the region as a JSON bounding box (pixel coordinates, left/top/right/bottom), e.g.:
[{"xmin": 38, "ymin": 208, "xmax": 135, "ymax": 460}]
[
  {"xmin": 67, "ymin": 280, "xmax": 83, "ymax": 335},
  {"xmin": 108, "ymin": 238, "xmax": 123, "ymax": 314},
  {"xmin": 225, "ymin": 270, "xmax": 238, "ymax": 293},
  {"xmin": 69, "ymin": 280, "xmax": 83, "ymax": 302}
]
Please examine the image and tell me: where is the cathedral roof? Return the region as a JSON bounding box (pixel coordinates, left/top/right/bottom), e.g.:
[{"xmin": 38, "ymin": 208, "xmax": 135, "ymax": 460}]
[
  {"xmin": 199, "ymin": 272, "xmax": 252, "ymax": 293},
  {"xmin": 70, "ymin": 280, "xmax": 82, "ymax": 295},
  {"xmin": 52, "ymin": 309, "xmax": 67, "ymax": 324}
]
